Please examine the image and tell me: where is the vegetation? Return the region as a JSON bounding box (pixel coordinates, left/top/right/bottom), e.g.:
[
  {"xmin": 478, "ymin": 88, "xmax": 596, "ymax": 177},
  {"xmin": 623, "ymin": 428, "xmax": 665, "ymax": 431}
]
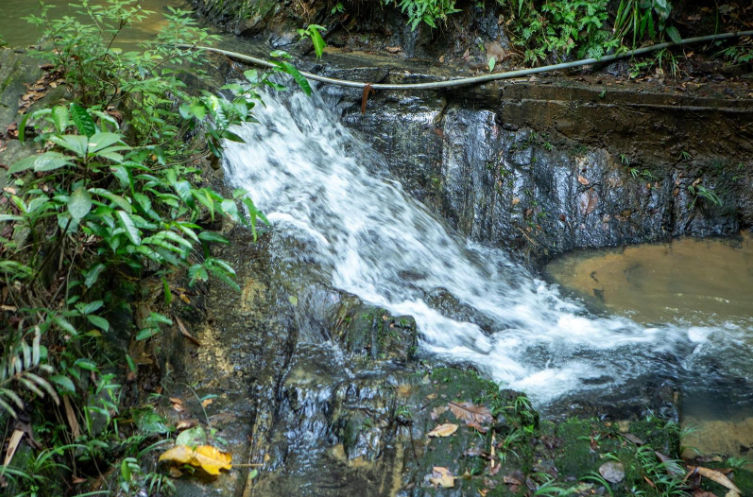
[{"xmin": 0, "ymin": 1, "xmax": 310, "ymax": 495}]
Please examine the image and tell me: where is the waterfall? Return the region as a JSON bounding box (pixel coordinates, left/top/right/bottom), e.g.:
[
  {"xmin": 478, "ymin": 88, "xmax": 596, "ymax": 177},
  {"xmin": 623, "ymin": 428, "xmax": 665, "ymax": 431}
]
[{"xmin": 222, "ymin": 89, "xmax": 724, "ymax": 406}]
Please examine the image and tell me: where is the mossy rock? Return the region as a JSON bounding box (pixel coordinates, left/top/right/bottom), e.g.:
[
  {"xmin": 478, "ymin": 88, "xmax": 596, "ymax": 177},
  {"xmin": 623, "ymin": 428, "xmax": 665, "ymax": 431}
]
[{"xmin": 333, "ymin": 296, "xmax": 418, "ymax": 363}]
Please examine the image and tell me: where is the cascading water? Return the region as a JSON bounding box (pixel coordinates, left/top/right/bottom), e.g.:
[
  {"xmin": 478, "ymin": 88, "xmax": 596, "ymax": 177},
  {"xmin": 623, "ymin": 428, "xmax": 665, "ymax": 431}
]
[{"xmin": 222, "ymin": 89, "xmax": 748, "ymax": 407}]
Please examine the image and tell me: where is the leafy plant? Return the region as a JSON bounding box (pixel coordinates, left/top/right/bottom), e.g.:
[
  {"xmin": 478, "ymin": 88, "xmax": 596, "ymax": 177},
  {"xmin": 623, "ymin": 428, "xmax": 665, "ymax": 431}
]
[
  {"xmin": 297, "ymin": 23, "xmax": 327, "ymax": 59},
  {"xmin": 614, "ymin": 0, "xmax": 681, "ymax": 49},
  {"xmin": 0, "ymin": 1, "xmax": 310, "ymax": 494},
  {"xmin": 391, "ymin": 0, "xmax": 461, "ymax": 30},
  {"xmin": 503, "ymin": 0, "xmax": 617, "ymax": 65}
]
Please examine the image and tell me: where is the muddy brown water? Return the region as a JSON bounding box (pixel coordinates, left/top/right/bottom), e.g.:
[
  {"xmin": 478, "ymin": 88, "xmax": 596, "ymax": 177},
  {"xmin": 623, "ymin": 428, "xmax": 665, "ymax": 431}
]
[
  {"xmin": 547, "ymin": 233, "xmax": 753, "ymax": 458},
  {"xmin": 0, "ymin": 0, "xmax": 187, "ymax": 49}
]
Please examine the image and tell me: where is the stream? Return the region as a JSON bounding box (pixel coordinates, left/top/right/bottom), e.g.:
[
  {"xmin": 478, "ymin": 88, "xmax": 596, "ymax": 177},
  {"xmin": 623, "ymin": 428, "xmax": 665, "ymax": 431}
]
[{"xmin": 222, "ymin": 88, "xmax": 753, "ymax": 426}]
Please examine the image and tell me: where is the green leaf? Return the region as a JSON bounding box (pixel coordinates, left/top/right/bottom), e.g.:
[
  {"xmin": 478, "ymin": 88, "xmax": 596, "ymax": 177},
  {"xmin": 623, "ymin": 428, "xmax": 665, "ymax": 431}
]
[
  {"xmin": 221, "ymin": 130, "xmax": 246, "ymax": 143},
  {"xmin": 665, "ymin": 26, "xmax": 681, "ymax": 44},
  {"xmin": 84, "ymin": 263, "xmax": 105, "ymax": 288},
  {"xmin": 87, "ymin": 315, "xmax": 110, "ymax": 331},
  {"xmin": 89, "ymin": 188, "xmax": 132, "ymax": 213},
  {"xmin": 198, "ymin": 231, "xmax": 229, "ymax": 244},
  {"xmin": 0, "ymin": 214, "xmax": 23, "ymax": 222},
  {"xmin": 116, "ymin": 210, "xmax": 141, "ymax": 246},
  {"xmin": 190, "ymin": 103, "xmax": 207, "ymax": 120},
  {"xmin": 136, "ymin": 328, "xmax": 159, "ymax": 341},
  {"xmin": 68, "ymin": 186, "xmax": 92, "ymax": 219},
  {"xmin": 10, "ymin": 152, "xmax": 72, "ymax": 174},
  {"xmin": 146, "ymin": 312, "xmax": 173, "ymax": 326},
  {"xmin": 50, "ymin": 135, "xmax": 88, "ymax": 157},
  {"xmin": 488, "ymin": 56, "xmax": 496, "ymax": 72},
  {"xmin": 74, "ymin": 358, "xmax": 98, "ymax": 371},
  {"xmin": 162, "ymin": 277, "xmax": 172, "ymax": 305},
  {"xmin": 88, "ymin": 132, "xmax": 124, "ymax": 153},
  {"xmin": 50, "ymin": 375, "xmax": 76, "ymax": 393},
  {"xmin": 176, "ymin": 426, "xmax": 207, "ymax": 447},
  {"xmin": 52, "ymin": 105, "xmax": 69, "ymax": 133},
  {"xmin": 80, "ymin": 300, "xmax": 103, "ymax": 315},
  {"xmin": 277, "ymin": 62, "xmax": 311, "ymax": 96},
  {"xmin": 53, "ymin": 315, "xmax": 78, "ymax": 335},
  {"xmin": 71, "ymin": 103, "xmax": 97, "ymax": 137},
  {"xmin": 244, "ymin": 69, "xmax": 259, "ymax": 83},
  {"xmin": 309, "ymin": 25, "xmax": 327, "ymax": 59}
]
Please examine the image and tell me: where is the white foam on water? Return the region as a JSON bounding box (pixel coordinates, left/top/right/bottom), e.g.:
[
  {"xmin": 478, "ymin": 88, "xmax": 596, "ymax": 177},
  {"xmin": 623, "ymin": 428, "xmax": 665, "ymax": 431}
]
[{"xmin": 222, "ymin": 89, "xmax": 745, "ymax": 405}]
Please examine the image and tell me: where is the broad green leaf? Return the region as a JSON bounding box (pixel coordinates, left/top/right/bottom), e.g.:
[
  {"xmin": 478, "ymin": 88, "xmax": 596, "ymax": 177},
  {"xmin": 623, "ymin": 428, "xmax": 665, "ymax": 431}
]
[
  {"xmin": 0, "ymin": 214, "xmax": 23, "ymax": 222},
  {"xmin": 88, "ymin": 132, "xmax": 124, "ymax": 153},
  {"xmin": 136, "ymin": 328, "xmax": 159, "ymax": 341},
  {"xmin": 146, "ymin": 312, "xmax": 173, "ymax": 326},
  {"xmin": 89, "ymin": 188, "xmax": 132, "ymax": 213},
  {"xmin": 8, "ymin": 155, "xmax": 37, "ymax": 174},
  {"xmin": 665, "ymin": 26, "xmax": 681, "ymax": 44},
  {"xmin": 70, "ymin": 103, "xmax": 97, "ymax": 137},
  {"xmin": 68, "ymin": 186, "xmax": 92, "ymax": 219},
  {"xmin": 50, "ymin": 135, "xmax": 88, "ymax": 157},
  {"xmin": 50, "ymin": 375, "xmax": 76, "ymax": 393},
  {"xmin": 190, "ymin": 103, "xmax": 206, "ymax": 120},
  {"xmin": 116, "ymin": 210, "xmax": 141, "ymax": 246},
  {"xmin": 87, "ymin": 315, "xmax": 110, "ymax": 331},
  {"xmin": 309, "ymin": 25, "xmax": 327, "ymax": 59},
  {"xmin": 53, "ymin": 315, "xmax": 78, "ymax": 335},
  {"xmin": 84, "ymin": 263, "xmax": 105, "ymax": 288},
  {"xmin": 80, "ymin": 300, "xmax": 103, "ymax": 315},
  {"xmin": 277, "ymin": 62, "xmax": 311, "ymax": 96},
  {"xmin": 74, "ymin": 358, "xmax": 98, "ymax": 371},
  {"xmin": 52, "ymin": 106, "xmax": 69, "ymax": 133}
]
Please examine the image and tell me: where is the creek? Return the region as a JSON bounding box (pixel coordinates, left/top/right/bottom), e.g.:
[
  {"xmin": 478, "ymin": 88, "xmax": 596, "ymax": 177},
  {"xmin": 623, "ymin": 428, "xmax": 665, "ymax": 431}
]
[{"xmin": 223, "ymin": 88, "xmax": 753, "ymax": 431}]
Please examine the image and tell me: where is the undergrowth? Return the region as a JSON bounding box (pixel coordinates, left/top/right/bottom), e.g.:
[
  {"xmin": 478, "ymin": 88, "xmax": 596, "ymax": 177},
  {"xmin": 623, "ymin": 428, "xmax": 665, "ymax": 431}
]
[{"xmin": 0, "ymin": 1, "xmax": 309, "ymax": 495}]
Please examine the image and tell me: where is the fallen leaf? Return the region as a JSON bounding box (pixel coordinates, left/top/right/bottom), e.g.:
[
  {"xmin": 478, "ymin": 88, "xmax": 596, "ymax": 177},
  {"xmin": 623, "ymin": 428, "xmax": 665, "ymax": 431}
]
[
  {"xmin": 425, "ymin": 393, "xmax": 438, "ymax": 400},
  {"xmin": 175, "ymin": 316, "xmax": 201, "ymax": 346},
  {"xmin": 71, "ymin": 475, "xmax": 87, "ymax": 484},
  {"xmin": 2, "ymin": 430, "xmax": 24, "ymax": 468},
  {"xmin": 176, "ymin": 419, "xmax": 199, "ymax": 431},
  {"xmin": 63, "ymin": 396, "xmax": 81, "ymax": 439},
  {"xmin": 467, "ymin": 421, "xmax": 489, "ymax": 433},
  {"xmin": 577, "ymin": 174, "xmax": 590, "ymax": 185},
  {"xmin": 385, "ymin": 46, "xmax": 402, "ymax": 53},
  {"xmin": 579, "ymin": 189, "xmax": 598, "ymax": 215},
  {"xmin": 623, "ymin": 433, "xmax": 645, "ymax": 445},
  {"xmin": 448, "ymin": 401, "xmax": 493, "ymax": 425},
  {"xmin": 428, "ymin": 423, "xmax": 458, "ymax": 438},
  {"xmin": 599, "ymin": 461, "xmax": 625, "ymax": 483},
  {"xmin": 202, "ymin": 398, "xmax": 213, "ymax": 408},
  {"xmin": 361, "ymin": 84, "xmax": 375, "ymax": 115},
  {"xmin": 430, "ymin": 405, "xmax": 448, "ymax": 420},
  {"xmin": 692, "ymin": 466, "xmax": 741, "ymax": 494},
  {"xmin": 179, "ymin": 294, "xmax": 191, "ymax": 304},
  {"xmin": 159, "ymin": 445, "xmax": 232, "ymax": 476},
  {"xmin": 168, "ymin": 467, "xmax": 183, "ymax": 478},
  {"xmin": 504, "ymin": 475, "xmax": 522, "ymax": 485},
  {"xmin": 429, "ymin": 466, "xmax": 454, "ymax": 488}
]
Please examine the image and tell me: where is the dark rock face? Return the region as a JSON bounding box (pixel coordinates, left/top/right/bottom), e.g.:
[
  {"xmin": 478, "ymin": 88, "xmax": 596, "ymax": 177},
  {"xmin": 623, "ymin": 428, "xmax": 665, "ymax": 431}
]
[
  {"xmin": 191, "ymin": 0, "xmax": 511, "ymax": 63},
  {"xmin": 313, "ymin": 67, "xmax": 753, "ymax": 262}
]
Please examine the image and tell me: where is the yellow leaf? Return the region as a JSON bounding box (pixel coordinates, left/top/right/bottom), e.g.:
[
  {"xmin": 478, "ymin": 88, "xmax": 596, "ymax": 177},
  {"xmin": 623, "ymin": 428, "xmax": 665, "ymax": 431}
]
[
  {"xmin": 193, "ymin": 446, "xmax": 233, "ymax": 475},
  {"xmin": 159, "ymin": 445, "xmax": 232, "ymax": 476},
  {"xmin": 429, "ymin": 466, "xmax": 455, "ymax": 488},
  {"xmin": 428, "ymin": 423, "xmax": 458, "ymax": 438},
  {"xmin": 695, "ymin": 466, "xmax": 741, "ymax": 494}
]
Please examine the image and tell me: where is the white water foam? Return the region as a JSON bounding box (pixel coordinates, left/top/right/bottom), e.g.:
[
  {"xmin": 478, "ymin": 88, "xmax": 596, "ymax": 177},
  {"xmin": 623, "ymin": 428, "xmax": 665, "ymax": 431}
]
[{"xmin": 222, "ymin": 90, "xmax": 730, "ymax": 405}]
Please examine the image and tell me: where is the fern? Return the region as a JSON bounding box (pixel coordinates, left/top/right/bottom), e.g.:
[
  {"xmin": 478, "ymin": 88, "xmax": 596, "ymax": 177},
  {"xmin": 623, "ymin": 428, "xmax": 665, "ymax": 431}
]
[{"xmin": 0, "ymin": 330, "xmax": 58, "ymax": 419}]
